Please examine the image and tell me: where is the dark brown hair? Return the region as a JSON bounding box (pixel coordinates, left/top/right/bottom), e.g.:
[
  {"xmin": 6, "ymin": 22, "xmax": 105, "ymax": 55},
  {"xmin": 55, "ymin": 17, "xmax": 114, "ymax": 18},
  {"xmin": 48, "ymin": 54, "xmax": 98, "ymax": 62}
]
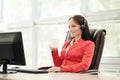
[{"xmin": 69, "ymin": 15, "xmax": 91, "ymax": 40}]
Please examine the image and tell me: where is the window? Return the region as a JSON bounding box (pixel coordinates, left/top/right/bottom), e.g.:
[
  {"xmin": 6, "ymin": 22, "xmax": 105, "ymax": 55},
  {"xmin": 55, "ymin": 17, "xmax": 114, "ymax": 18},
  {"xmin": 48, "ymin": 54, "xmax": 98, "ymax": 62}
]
[
  {"xmin": 90, "ymin": 23, "xmax": 120, "ymax": 57},
  {"xmin": 2, "ymin": 0, "xmax": 32, "ymax": 22},
  {"xmin": 36, "ymin": 0, "xmax": 83, "ymax": 66},
  {"xmin": 1, "ymin": 0, "xmax": 120, "ymax": 68},
  {"xmin": 38, "ymin": 0, "xmax": 82, "ymax": 18},
  {"xmin": 36, "ymin": 24, "xmax": 68, "ymax": 66},
  {"xmin": 88, "ymin": 0, "xmax": 120, "ymax": 12},
  {"xmin": 0, "ymin": 0, "xmax": 2, "ymax": 22}
]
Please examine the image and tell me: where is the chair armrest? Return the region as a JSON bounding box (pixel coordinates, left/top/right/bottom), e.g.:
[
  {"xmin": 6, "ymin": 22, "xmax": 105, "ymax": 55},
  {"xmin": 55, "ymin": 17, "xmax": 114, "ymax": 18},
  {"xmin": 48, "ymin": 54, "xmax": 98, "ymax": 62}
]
[{"xmin": 80, "ymin": 69, "xmax": 99, "ymax": 75}]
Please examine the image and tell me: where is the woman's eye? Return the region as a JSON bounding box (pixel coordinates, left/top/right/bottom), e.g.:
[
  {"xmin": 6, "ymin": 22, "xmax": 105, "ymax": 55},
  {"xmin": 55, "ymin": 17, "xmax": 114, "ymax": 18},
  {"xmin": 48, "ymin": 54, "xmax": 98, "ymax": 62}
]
[
  {"xmin": 68, "ymin": 25, "xmax": 76, "ymax": 28},
  {"xmin": 72, "ymin": 25, "xmax": 76, "ymax": 27}
]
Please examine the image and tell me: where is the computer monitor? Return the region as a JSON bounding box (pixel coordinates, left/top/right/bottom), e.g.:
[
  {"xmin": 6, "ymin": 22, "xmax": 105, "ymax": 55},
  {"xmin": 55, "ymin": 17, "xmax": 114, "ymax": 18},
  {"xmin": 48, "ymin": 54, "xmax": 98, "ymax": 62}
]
[{"xmin": 0, "ymin": 32, "xmax": 26, "ymax": 73}]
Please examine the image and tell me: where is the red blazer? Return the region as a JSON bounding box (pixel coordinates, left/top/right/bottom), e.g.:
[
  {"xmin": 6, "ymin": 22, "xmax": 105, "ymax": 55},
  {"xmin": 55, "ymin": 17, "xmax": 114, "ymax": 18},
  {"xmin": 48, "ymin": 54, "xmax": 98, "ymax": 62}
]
[{"xmin": 51, "ymin": 38, "xmax": 95, "ymax": 72}]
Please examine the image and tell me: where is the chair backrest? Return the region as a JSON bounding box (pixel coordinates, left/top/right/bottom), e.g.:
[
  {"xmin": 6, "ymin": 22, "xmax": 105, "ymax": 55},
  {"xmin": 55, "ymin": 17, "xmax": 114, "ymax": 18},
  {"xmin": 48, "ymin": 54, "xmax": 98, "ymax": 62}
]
[{"xmin": 65, "ymin": 29, "xmax": 106, "ymax": 71}]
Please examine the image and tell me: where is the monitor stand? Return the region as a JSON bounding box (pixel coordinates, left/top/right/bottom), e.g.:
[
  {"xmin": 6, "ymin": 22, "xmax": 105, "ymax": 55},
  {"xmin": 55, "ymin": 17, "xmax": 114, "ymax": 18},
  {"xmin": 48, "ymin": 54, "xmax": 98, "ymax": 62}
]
[{"xmin": 0, "ymin": 59, "xmax": 17, "ymax": 74}]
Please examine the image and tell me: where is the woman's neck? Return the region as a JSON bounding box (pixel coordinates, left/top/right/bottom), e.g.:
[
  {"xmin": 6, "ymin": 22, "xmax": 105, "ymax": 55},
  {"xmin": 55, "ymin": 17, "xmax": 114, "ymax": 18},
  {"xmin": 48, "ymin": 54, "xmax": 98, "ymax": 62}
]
[{"xmin": 74, "ymin": 36, "xmax": 81, "ymax": 42}]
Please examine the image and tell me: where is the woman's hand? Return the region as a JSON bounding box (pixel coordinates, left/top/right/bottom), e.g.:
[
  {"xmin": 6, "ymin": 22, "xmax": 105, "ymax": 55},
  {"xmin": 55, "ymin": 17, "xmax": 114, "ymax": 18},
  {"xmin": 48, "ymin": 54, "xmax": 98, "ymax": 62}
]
[
  {"xmin": 47, "ymin": 67, "xmax": 61, "ymax": 72},
  {"xmin": 50, "ymin": 47, "xmax": 57, "ymax": 52},
  {"xmin": 50, "ymin": 39, "xmax": 59, "ymax": 52}
]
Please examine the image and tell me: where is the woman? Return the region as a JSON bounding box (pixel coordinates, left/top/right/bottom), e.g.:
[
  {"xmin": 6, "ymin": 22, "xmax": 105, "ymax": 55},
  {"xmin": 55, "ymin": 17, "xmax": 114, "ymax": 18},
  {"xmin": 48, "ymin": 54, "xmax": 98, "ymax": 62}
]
[{"xmin": 48, "ymin": 15, "xmax": 95, "ymax": 73}]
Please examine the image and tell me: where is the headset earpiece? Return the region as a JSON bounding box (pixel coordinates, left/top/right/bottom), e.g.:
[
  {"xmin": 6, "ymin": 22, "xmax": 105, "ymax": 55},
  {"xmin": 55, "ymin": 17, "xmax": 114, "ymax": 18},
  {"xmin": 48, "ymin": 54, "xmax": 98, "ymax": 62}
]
[
  {"xmin": 81, "ymin": 19, "xmax": 87, "ymax": 30},
  {"xmin": 81, "ymin": 25, "xmax": 84, "ymax": 30}
]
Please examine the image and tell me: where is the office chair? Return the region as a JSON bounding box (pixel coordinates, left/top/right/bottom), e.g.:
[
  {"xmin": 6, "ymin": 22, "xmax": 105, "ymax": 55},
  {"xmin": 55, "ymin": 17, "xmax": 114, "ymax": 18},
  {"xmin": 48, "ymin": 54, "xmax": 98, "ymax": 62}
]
[{"xmin": 65, "ymin": 29, "xmax": 106, "ymax": 73}]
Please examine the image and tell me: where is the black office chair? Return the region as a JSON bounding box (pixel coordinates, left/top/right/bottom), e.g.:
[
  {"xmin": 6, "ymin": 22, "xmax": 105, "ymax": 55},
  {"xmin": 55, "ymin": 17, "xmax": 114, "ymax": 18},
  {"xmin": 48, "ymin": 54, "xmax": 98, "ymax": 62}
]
[{"xmin": 65, "ymin": 29, "xmax": 106, "ymax": 73}]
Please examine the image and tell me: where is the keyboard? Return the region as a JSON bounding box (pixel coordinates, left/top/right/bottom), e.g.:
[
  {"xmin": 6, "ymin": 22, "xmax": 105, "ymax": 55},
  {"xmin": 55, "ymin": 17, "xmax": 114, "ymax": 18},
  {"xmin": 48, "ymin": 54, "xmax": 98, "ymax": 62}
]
[{"xmin": 8, "ymin": 68, "xmax": 48, "ymax": 74}]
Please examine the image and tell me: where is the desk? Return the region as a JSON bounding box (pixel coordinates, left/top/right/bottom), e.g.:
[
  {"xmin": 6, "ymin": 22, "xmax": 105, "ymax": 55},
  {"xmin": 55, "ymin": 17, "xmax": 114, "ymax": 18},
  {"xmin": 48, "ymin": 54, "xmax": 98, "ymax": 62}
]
[{"xmin": 0, "ymin": 72, "xmax": 120, "ymax": 80}]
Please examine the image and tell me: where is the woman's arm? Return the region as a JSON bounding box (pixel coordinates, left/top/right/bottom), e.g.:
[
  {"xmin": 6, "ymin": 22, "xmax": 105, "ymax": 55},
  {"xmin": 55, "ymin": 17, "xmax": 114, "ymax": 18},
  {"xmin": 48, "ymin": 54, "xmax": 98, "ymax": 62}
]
[
  {"xmin": 51, "ymin": 41, "xmax": 69, "ymax": 67},
  {"xmin": 51, "ymin": 49, "xmax": 62, "ymax": 66}
]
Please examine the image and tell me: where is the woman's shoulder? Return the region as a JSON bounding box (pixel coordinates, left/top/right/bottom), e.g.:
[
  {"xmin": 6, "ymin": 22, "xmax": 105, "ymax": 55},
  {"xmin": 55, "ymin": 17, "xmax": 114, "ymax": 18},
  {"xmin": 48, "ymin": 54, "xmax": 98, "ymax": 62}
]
[
  {"xmin": 85, "ymin": 40, "xmax": 94, "ymax": 43},
  {"xmin": 80, "ymin": 38, "xmax": 95, "ymax": 46},
  {"xmin": 77, "ymin": 38, "xmax": 94, "ymax": 44},
  {"xmin": 84, "ymin": 40, "xmax": 95, "ymax": 47}
]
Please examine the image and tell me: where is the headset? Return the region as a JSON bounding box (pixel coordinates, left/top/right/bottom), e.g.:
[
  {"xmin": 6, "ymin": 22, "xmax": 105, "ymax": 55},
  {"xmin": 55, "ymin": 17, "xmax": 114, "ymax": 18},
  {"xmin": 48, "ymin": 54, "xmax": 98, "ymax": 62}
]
[{"xmin": 80, "ymin": 18, "xmax": 87, "ymax": 30}]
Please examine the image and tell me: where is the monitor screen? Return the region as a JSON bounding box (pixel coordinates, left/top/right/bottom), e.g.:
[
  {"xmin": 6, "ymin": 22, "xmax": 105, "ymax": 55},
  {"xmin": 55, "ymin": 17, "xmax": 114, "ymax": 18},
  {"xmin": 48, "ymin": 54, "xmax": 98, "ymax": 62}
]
[{"xmin": 0, "ymin": 32, "xmax": 26, "ymax": 73}]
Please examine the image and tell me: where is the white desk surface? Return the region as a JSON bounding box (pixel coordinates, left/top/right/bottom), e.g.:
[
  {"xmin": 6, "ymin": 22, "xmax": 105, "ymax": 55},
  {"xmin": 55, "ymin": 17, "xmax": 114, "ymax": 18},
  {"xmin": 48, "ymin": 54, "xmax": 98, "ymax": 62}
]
[{"xmin": 0, "ymin": 72, "xmax": 120, "ymax": 80}]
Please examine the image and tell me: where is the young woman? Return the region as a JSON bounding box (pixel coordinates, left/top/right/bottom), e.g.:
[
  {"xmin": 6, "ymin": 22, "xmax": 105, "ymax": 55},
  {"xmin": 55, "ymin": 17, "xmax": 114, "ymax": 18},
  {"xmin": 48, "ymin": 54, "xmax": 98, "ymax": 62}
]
[{"xmin": 48, "ymin": 15, "xmax": 95, "ymax": 73}]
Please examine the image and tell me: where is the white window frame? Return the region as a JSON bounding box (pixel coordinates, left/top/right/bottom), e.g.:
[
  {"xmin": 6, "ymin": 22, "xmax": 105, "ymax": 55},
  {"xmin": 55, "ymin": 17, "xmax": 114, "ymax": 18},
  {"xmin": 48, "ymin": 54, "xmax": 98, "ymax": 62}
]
[
  {"xmin": 0, "ymin": 0, "xmax": 3, "ymax": 22},
  {"xmin": 85, "ymin": 9, "xmax": 120, "ymax": 24}
]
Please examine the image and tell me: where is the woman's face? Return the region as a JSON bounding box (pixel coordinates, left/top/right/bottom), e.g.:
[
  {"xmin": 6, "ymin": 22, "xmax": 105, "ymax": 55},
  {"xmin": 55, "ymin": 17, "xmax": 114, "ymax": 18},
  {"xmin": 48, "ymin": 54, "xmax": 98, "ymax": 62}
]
[{"xmin": 68, "ymin": 19, "xmax": 82, "ymax": 38}]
